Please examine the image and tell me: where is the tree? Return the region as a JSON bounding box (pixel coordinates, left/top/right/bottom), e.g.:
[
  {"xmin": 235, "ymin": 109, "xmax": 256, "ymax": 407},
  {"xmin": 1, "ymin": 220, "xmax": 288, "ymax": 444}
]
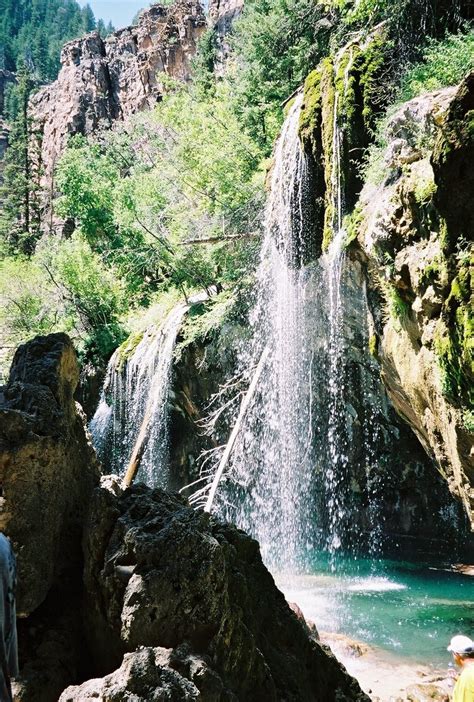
[{"xmin": 0, "ymin": 63, "xmax": 41, "ymax": 256}]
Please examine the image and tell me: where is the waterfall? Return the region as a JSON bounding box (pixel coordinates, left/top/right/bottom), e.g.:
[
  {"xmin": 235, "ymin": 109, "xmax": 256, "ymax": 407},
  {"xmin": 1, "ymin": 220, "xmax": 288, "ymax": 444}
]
[
  {"xmin": 90, "ymin": 302, "xmax": 189, "ymax": 487},
  {"xmin": 206, "ymin": 75, "xmax": 383, "ymax": 572}
]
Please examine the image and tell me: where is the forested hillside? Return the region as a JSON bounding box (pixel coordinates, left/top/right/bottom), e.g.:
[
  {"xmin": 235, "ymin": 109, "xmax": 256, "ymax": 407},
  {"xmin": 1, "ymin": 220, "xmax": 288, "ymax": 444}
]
[
  {"xmin": 0, "ymin": 0, "xmax": 113, "ymax": 87},
  {"xmin": 1, "ymin": 0, "xmax": 472, "ymax": 369}
]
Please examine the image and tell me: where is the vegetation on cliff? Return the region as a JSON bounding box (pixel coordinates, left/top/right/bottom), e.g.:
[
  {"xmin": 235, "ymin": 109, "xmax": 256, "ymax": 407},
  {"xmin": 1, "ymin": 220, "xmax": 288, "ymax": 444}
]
[
  {"xmin": 0, "ymin": 0, "xmax": 112, "ymax": 89},
  {"xmin": 0, "ymin": 0, "xmax": 472, "ymax": 376}
]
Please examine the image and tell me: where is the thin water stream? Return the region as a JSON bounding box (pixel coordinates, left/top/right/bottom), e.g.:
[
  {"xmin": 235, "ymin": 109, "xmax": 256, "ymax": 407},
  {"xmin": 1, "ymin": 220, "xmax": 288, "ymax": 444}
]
[{"xmin": 91, "ymin": 301, "xmax": 189, "ymax": 487}]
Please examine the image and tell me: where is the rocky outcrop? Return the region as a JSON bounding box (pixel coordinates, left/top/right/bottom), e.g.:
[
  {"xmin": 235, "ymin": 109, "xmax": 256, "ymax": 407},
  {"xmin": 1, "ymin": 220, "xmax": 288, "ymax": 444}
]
[
  {"xmin": 0, "ymin": 69, "xmax": 15, "ymax": 116},
  {"xmin": 354, "ymin": 74, "xmax": 474, "ymax": 531},
  {"xmin": 208, "ymin": 0, "xmax": 244, "ymax": 71},
  {"xmin": 81, "ymin": 483, "xmax": 368, "ymax": 701},
  {"xmin": 0, "ymin": 333, "xmax": 100, "ymax": 616},
  {"xmin": 59, "ymin": 645, "xmax": 232, "ymax": 701},
  {"xmin": 30, "ymin": 1, "xmax": 206, "ymax": 198}
]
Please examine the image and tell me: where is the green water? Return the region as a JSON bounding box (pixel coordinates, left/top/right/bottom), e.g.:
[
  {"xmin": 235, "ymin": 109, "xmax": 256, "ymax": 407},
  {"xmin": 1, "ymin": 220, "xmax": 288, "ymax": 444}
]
[{"xmin": 278, "ymin": 557, "xmax": 474, "ymax": 668}]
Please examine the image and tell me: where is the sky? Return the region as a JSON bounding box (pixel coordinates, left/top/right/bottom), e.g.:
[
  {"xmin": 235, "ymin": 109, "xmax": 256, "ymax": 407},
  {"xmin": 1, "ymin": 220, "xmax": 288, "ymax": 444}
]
[{"xmin": 77, "ymin": 1, "xmax": 149, "ymax": 29}]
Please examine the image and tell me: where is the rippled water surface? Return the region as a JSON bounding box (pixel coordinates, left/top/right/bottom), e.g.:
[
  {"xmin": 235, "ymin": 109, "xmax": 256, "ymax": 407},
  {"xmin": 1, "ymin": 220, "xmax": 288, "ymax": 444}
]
[{"xmin": 278, "ymin": 557, "xmax": 474, "ymax": 668}]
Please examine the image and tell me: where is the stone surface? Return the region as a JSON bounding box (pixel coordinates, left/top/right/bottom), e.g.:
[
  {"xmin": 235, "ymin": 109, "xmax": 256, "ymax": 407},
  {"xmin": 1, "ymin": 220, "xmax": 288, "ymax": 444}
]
[
  {"xmin": 0, "ymin": 333, "xmax": 100, "ymax": 616},
  {"xmin": 30, "ymin": 1, "xmax": 206, "ymax": 206},
  {"xmin": 208, "ymin": 0, "xmax": 244, "ymax": 71},
  {"xmin": 59, "ymin": 646, "xmax": 217, "ymax": 701},
  {"xmin": 357, "ymin": 76, "xmax": 474, "ymax": 532},
  {"xmin": 82, "ymin": 482, "xmax": 369, "ymax": 701}
]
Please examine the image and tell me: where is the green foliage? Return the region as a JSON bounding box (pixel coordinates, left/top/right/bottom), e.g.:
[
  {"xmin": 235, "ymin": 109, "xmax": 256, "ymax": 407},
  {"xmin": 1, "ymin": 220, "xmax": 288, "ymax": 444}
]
[
  {"xmin": 0, "ymin": 64, "xmax": 42, "ymax": 256},
  {"xmin": 192, "ymin": 29, "xmax": 219, "ymax": 97},
  {"xmin": 175, "ymin": 289, "xmax": 237, "ymax": 360},
  {"xmin": 463, "ymin": 409, "xmax": 474, "ymax": 433},
  {"xmin": 44, "ymin": 234, "xmax": 126, "ymax": 358},
  {"xmin": 343, "ymin": 205, "xmax": 363, "ymax": 248},
  {"xmin": 0, "ymin": 0, "xmax": 109, "ymax": 86},
  {"xmin": 398, "ymin": 31, "xmax": 474, "ymax": 102},
  {"xmin": 0, "ymin": 257, "xmax": 62, "ymax": 352},
  {"xmin": 229, "ymin": 0, "xmax": 331, "ymax": 149},
  {"xmin": 379, "ymin": 279, "xmax": 411, "ymax": 325},
  {"xmin": 56, "ymin": 80, "xmax": 264, "ymax": 303}
]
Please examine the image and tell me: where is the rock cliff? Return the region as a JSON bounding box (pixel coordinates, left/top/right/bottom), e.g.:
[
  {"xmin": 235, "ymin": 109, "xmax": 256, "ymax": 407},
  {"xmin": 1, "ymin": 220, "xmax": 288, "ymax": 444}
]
[
  {"xmin": 208, "ymin": 0, "xmax": 244, "ymax": 70},
  {"xmin": 0, "ymin": 333, "xmax": 100, "ymax": 616},
  {"xmin": 30, "ymin": 1, "xmax": 206, "ymax": 200},
  {"xmin": 298, "ymin": 47, "xmax": 473, "ymax": 538},
  {"xmin": 354, "ymin": 75, "xmax": 474, "ymax": 531}
]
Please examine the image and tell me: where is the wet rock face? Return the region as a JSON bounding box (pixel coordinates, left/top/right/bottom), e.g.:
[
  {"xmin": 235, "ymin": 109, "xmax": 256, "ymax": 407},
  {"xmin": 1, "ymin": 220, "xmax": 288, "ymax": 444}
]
[
  {"xmin": 357, "ymin": 74, "xmax": 474, "ymax": 533},
  {"xmin": 0, "ymin": 333, "xmax": 100, "ymax": 616},
  {"xmin": 30, "ymin": 1, "xmax": 206, "ymax": 195},
  {"xmin": 432, "ymin": 71, "xmax": 474, "ymax": 244},
  {"xmin": 82, "ymin": 483, "xmax": 368, "ymax": 701}
]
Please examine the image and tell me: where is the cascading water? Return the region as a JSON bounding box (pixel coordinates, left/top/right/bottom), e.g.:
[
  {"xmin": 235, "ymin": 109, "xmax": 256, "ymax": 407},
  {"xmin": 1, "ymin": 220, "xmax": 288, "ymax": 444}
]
[
  {"xmin": 209, "ymin": 77, "xmax": 384, "ymax": 572},
  {"xmin": 90, "ymin": 302, "xmax": 189, "ymax": 487}
]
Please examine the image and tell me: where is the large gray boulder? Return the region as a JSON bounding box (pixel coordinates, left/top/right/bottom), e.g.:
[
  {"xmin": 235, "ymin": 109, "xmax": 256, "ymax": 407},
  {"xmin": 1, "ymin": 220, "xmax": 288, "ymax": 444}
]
[
  {"xmin": 81, "ymin": 483, "xmax": 369, "ymax": 702},
  {"xmin": 0, "ymin": 333, "xmax": 100, "ymax": 616}
]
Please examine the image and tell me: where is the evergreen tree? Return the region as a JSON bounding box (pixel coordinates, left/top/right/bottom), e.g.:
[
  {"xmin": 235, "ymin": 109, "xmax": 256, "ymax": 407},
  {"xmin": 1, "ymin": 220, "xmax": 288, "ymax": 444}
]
[
  {"xmin": 0, "ymin": 63, "xmax": 41, "ymax": 255},
  {"xmin": 0, "ymin": 0, "xmax": 114, "ymax": 87}
]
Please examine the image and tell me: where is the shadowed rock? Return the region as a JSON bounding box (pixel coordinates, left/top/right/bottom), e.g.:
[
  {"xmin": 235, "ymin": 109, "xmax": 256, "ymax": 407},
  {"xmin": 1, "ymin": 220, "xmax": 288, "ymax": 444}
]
[
  {"xmin": 81, "ymin": 482, "xmax": 369, "ymax": 701},
  {"xmin": 0, "ymin": 333, "xmax": 100, "ymax": 616}
]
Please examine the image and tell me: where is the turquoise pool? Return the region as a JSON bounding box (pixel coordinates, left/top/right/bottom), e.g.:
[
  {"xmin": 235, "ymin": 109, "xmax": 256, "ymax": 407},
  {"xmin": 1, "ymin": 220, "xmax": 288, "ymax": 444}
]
[{"xmin": 277, "ymin": 557, "xmax": 474, "ymax": 668}]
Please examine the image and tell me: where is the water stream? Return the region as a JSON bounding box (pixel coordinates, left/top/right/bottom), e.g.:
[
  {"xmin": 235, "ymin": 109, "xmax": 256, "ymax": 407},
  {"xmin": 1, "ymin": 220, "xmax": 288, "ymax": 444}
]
[
  {"xmin": 90, "ymin": 302, "xmax": 189, "ymax": 487},
  {"xmin": 213, "ymin": 86, "xmax": 383, "ymax": 571}
]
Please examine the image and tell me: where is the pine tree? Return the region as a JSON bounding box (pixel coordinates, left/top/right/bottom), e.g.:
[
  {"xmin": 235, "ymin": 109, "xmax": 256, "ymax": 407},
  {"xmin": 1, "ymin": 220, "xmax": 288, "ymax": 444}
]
[{"xmin": 0, "ymin": 63, "xmax": 40, "ymax": 255}]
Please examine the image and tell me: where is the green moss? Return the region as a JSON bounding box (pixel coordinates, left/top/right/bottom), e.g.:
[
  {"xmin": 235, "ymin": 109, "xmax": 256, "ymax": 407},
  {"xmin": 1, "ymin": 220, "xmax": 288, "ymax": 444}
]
[
  {"xmin": 117, "ymin": 330, "xmax": 144, "ymax": 370},
  {"xmin": 343, "ymin": 204, "xmax": 363, "ymax": 248},
  {"xmin": 413, "ymin": 174, "xmax": 437, "ymax": 205},
  {"xmin": 434, "ymin": 254, "xmax": 473, "ymax": 410},
  {"xmin": 175, "ymin": 289, "xmax": 236, "ymax": 360},
  {"xmin": 357, "ymin": 33, "xmax": 390, "ymax": 133},
  {"xmin": 419, "ymin": 258, "xmax": 440, "ymax": 288},
  {"xmin": 299, "ymin": 67, "xmax": 324, "ymax": 155},
  {"xmin": 368, "ymin": 333, "xmax": 378, "ymax": 357},
  {"xmin": 380, "ymin": 279, "xmax": 411, "ymax": 325}
]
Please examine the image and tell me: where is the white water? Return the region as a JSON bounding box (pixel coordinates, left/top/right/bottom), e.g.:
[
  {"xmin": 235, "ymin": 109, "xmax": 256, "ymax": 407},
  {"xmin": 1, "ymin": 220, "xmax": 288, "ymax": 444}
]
[
  {"xmin": 90, "ymin": 302, "xmax": 189, "ymax": 487},
  {"xmin": 206, "ymin": 75, "xmax": 384, "ymax": 572}
]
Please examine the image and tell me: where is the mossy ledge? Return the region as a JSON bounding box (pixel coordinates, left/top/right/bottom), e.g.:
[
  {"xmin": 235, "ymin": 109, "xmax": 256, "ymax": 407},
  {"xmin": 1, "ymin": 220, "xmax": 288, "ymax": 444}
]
[{"xmin": 299, "ymin": 30, "xmax": 389, "ymax": 251}]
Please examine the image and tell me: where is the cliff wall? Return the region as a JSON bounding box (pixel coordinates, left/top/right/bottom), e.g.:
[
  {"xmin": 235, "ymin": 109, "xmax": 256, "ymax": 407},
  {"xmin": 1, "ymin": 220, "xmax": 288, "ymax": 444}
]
[{"xmin": 30, "ymin": 1, "xmax": 206, "ymax": 199}]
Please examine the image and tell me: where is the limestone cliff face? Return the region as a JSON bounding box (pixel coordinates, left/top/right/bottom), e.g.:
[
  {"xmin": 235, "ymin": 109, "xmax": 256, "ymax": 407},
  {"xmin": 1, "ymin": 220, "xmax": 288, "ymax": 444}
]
[
  {"xmin": 30, "ymin": 1, "xmax": 206, "ymax": 192},
  {"xmin": 355, "ymin": 74, "xmax": 474, "ymax": 529},
  {"xmin": 0, "ymin": 333, "xmax": 100, "ymax": 616}
]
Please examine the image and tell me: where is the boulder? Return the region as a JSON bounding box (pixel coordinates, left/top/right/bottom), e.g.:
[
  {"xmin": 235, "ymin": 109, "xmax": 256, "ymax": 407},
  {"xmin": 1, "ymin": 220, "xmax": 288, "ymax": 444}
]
[
  {"xmin": 59, "ymin": 646, "xmax": 223, "ymax": 702},
  {"xmin": 82, "ymin": 482, "xmax": 369, "ymax": 701},
  {"xmin": 0, "ymin": 333, "xmax": 100, "ymax": 616}
]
